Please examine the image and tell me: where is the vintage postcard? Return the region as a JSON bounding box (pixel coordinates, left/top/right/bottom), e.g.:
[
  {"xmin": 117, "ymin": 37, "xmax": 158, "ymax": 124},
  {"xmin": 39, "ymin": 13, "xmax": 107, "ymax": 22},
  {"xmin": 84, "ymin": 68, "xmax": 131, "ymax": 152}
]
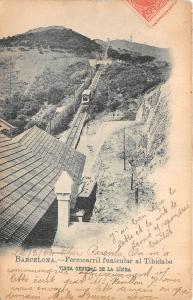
[{"xmin": 0, "ymin": 0, "xmax": 192, "ymax": 299}]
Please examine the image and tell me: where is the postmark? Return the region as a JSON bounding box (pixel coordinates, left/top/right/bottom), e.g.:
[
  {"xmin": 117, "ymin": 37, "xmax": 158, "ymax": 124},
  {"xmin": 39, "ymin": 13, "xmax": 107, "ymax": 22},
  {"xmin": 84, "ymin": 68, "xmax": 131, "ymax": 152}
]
[{"xmin": 124, "ymin": 0, "xmax": 177, "ymax": 25}]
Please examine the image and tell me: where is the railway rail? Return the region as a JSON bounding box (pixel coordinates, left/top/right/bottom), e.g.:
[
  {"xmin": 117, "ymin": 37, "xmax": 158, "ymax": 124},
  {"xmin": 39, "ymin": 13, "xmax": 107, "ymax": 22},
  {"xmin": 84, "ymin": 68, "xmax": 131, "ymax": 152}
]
[
  {"xmin": 65, "ymin": 106, "xmax": 87, "ymax": 149},
  {"xmin": 46, "ymin": 40, "xmax": 110, "ymax": 149}
]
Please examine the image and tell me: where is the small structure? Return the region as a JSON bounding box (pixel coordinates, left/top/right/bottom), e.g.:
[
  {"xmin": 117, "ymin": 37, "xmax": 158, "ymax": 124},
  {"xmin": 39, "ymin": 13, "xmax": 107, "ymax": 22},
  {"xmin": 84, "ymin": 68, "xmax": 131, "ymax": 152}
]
[
  {"xmin": 72, "ymin": 176, "xmax": 97, "ymax": 222},
  {"xmin": 0, "ymin": 118, "xmax": 16, "ymax": 136},
  {"xmin": 72, "ymin": 209, "xmax": 85, "ymax": 222}
]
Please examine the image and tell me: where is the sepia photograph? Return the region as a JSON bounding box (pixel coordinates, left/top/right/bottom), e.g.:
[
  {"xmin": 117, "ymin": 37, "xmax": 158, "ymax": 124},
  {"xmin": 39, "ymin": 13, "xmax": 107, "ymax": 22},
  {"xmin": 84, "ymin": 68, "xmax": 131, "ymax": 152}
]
[
  {"xmin": 0, "ymin": 1, "xmax": 191, "ymax": 300},
  {"xmin": 0, "ymin": 20, "xmax": 172, "ymax": 248}
]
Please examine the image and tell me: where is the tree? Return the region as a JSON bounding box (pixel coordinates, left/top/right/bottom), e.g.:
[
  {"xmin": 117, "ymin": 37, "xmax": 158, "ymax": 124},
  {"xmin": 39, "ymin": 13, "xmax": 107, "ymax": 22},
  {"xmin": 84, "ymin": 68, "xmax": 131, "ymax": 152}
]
[{"xmin": 48, "ymin": 86, "xmax": 65, "ymax": 104}]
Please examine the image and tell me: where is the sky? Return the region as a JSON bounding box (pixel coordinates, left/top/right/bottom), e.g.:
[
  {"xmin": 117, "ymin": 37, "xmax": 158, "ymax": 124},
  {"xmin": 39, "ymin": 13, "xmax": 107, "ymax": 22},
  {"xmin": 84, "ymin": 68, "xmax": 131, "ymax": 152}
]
[{"xmin": 0, "ymin": 0, "xmax": 185, "ymax": 48}]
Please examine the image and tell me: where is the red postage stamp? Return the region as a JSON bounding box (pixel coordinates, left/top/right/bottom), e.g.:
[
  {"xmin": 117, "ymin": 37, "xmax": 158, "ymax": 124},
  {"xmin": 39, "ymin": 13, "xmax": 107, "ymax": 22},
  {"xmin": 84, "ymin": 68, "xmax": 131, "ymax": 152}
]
[{"xmin": 124, "ymin": 0, "xmax": 177, "ymax": 24}]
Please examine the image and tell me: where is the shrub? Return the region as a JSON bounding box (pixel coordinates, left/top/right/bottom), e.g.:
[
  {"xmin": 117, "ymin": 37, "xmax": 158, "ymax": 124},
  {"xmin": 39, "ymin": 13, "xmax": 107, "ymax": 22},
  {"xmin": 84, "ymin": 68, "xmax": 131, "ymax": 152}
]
[{"xmin": 47, "ymin": 86, "xmax": 65, "ymax": 104}]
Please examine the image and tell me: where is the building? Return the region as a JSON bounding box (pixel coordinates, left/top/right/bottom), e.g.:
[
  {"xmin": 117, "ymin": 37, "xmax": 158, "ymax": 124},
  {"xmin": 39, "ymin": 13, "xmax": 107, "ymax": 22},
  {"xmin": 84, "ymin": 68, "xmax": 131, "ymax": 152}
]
[
  {"xmin": 0, "ymin": 126, "xmax": 86, "ymax": 247},
  {"xmin": 0, "ymin": 118, "xmax": 16, "ymax": 133}
]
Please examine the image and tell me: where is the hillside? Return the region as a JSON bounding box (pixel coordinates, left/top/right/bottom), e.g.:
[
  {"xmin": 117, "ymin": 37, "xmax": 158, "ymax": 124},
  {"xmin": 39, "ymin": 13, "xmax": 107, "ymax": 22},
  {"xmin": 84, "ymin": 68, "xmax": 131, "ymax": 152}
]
[
  {"xmin": 0, "ymin": 48, "xmax": 91, "ymax": 132},
  {"xmin": 108, "ymin": 40, "xmax": 170, "ymax": 61},
  {"xmin": 0, "ymin": 26, "xmax": 102, "ymax": 56},
  {"xmin": 88, "ymin": 59, "xmax": 170, "ymax": 120},
  {"xmin": 0, "ymin": 26, "xmax": 171, "ymax": 134},
  {"xmin": 0, "ymin": 26, "xmax": 103, "ymax": 133}
]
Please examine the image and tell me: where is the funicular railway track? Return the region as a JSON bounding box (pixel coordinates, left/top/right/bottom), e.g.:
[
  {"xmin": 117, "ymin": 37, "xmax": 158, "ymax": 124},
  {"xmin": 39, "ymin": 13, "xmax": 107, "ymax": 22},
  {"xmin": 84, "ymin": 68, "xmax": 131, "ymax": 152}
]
[
  {"xmin": 65, "ymin": 64, "xmax": 107, "ymax": 150},
  {"xmin": 90, "ymin": 64, "xmax": 106, "ymax": 91},
  {"xmin": 65, "ymin": 106, "xmax": 87, "ymax": 149},
  {"xmin": 48, "ymin": 41, "xmax": 110, "ymax": 150}
]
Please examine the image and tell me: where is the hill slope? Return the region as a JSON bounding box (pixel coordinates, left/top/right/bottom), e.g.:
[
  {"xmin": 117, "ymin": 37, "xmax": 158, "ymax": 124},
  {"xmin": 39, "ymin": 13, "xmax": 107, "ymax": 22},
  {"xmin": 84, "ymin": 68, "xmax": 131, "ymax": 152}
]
[
  {"xmin": 111, "ymin": 40, "xmax": 170, "ymax": 61},
  {"xmin": 0, "ymin": 26, "xmax": 171, "ymax": 134},
  {"xmin": 0, "ymin": 26, "xmax": 102, "ymax": 56},
  {"xmin": 96, "ymin": 39, "xmax": 170, "ymax": 61}
]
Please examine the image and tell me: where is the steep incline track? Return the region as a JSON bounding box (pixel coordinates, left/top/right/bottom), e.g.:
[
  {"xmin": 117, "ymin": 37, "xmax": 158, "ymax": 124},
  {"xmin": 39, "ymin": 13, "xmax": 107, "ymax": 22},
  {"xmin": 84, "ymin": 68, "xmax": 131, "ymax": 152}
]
[
  {"xmin": 47, "ymin": 41, "xmax": 110, "ymax": 148},
  {"xmin": 65, "ymin": 106, "xmax": 87, "ymax": 149}
]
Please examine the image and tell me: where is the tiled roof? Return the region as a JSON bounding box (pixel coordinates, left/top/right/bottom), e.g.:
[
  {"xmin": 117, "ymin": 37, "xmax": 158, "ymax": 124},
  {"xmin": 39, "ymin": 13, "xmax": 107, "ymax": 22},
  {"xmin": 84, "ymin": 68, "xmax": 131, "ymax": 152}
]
[
  {"xmin": 13, "ymin": 126, "xmax": 85, "ymax": 181},
  {"xmin": 0, "ymin": 127, "xmax": 85, "ymax": 246}
]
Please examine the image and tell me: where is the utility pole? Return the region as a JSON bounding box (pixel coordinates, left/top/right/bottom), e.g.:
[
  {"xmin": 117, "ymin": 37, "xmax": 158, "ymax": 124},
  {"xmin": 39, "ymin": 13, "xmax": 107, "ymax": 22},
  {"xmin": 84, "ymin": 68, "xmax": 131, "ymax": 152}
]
[
  {"xmin": 131, "ymin": 171, "xmax": 134, "ymax": 190},
  {"xmin": 9, "ymin": 56, "xmax": 12, "ymax": 102},
  {"xmin": 129, "ymin": 159, "xmax": 135, "ymax": 190},
  {"xmin": 91, "ymin": 66, "xmax": 93, "ymax": 81},
  {"xmin": 135, "ymin": 185, "xmax": 139, "ymax": 205},
  {"xmin": 74, "ymin": 91, "xmax": 76, "ymax": 114},
  {"xmin": 123, "ymin": 127, "xmax": 126, "ymax": 171},
  {"xmin": 50, "ymin": 118, "xmax": 52, "ymax": 135}
]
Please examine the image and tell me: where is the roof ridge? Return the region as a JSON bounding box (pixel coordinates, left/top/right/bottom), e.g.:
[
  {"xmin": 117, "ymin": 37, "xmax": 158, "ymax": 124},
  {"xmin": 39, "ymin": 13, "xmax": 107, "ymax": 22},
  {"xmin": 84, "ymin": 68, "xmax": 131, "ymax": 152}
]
[{"xmin": 15, "ymin": 126, "xmax": 86, "ymax": 160}]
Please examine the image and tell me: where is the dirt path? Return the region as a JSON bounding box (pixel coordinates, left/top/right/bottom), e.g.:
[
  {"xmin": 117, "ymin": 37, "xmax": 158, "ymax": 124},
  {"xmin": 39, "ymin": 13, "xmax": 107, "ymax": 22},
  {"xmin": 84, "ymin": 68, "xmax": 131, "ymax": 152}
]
[{"xmin": 76, "ymin": 116, "xmax": 141, "ymax": 223}]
